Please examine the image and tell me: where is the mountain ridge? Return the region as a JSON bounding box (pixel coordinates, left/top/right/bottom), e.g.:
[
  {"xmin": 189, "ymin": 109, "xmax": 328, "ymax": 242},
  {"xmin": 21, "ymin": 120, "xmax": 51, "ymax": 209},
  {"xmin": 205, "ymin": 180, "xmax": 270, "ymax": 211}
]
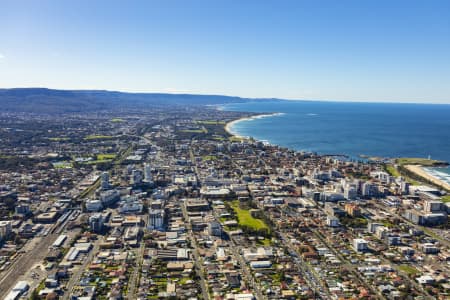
[{"xmin": 0, "ymin": 88, "xmax": 281, "ymax": 113}]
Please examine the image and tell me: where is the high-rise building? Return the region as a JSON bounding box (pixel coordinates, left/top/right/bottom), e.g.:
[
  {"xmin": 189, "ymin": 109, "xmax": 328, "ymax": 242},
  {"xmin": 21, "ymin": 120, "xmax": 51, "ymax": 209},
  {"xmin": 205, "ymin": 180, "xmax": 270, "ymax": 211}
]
[
  {"xmin": 101, "ymin": 171, "xmax": 110, "ymax": 190},
  {"xmin": 148, "ymin": 209, "xmax": 165, "ymax": 230},
  {"xmin": 344, "ymin": 185, "xmax": 357, "ymax": 200},
  {"xmin": 89, "ymin": 213, "xmax": 104, "ymax": 233},
  {"xmin": 326, "ymin": 215, "xmax": 340, "ymax": 227},
  {"xmin": 100, "ymin": 189, "xmax": 120, "ymax": 206},
  {"xmin": 131, "ymin": 169, "xmax": 143, "ymax": 185},
  {"xmin": 367, "ymin": 222, "xmax": 382, "ymax": 233},
  {"xmin": 144, "ymin": 163, "xmax": 152, "ymax": 183},
  {"xmin": 85, "ymin": 199, "xmax": 104, "ymax": 212},
  {"xmin": 353, "ymin": 238, "xmax": 368, "ymax": 252},
  {"xmin": 15, "ymin": 204, "xmax": 30, "ymax": 215},
  {"xmin": 208, "ymin": 221, "xmax": 222, "ymax": 236},
  {"xmin": 400, "ymin": 181, "xmax": 410, "ymax": 195},
  {"xmin": 345, "ymin": 203, "xmax": 361, "ymax": 217},
  {"xmin": 362, "ymin": 182, "xmax": 375, "ymax": 198},
  {"xmin": 0, "ymin": 221, "xmax": 12, "ymax": 240}
]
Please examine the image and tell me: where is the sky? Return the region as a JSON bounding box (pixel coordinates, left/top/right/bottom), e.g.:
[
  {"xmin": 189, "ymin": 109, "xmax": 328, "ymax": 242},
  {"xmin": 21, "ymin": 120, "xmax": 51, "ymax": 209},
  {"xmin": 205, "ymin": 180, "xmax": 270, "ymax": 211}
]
[{"xmin": 0, "ymin": 0, "xmax": 450, "ymax": 103}]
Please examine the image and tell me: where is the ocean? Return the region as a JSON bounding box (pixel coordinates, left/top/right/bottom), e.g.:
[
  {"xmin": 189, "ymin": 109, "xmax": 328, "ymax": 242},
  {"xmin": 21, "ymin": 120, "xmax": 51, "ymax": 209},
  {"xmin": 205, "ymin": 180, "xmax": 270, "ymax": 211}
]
[{"xmin": 222, "ymin": 100, "xmax": 450, "ymax": 181}]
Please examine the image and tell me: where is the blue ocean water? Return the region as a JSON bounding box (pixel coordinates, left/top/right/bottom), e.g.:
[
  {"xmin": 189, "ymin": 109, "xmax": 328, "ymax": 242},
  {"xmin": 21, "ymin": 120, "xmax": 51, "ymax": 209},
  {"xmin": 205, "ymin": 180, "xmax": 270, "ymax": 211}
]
[{"xmin": 222, "ymin": 100, "xmax": 450, "ymax": 176}]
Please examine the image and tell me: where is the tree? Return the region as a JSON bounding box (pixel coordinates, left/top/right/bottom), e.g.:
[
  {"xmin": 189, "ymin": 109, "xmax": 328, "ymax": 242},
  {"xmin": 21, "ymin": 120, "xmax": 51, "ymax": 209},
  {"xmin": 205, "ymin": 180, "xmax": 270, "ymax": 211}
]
[{"xmin": 30, "ymin": 290, "xmax": 39, "ymax": 300}]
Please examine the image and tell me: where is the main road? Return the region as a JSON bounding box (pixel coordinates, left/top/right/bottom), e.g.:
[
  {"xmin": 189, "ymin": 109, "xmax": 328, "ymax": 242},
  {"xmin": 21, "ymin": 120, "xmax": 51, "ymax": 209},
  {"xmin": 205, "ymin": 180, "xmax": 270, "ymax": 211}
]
[
  {"xmin": 63, "ymin": 239, "xmax": 101, "ymax": 300},
  {"xmin": 181, "ymin": 200, "xmax": 210, "ymax": 300}
]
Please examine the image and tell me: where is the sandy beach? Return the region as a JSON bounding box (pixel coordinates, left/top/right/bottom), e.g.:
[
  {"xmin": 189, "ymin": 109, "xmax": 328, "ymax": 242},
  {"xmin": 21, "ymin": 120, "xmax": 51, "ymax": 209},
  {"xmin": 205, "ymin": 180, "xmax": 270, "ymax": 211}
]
[
  {"xmin": 224, "ymin": 113, "xmax": 284, "ymax": 138},
  {"xmin": 405, "ymin": 164, "xmax": 450, "ymax": 191}
]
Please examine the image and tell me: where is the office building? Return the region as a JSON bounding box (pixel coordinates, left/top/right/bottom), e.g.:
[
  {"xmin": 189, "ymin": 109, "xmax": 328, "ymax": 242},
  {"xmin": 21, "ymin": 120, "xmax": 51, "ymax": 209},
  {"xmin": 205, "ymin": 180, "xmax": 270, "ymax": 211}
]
[
  {"xmin": 101, "ymin": 171, "xmax": 110, "ymax": 190},
  {"xmin": 89, "ymin": 213, "xmax": 105, "ymax": 233},
  {"xmin": 353, "ymin": 238, "xmax": 368, "ymax": 252},
  {"xmin": 148, "ymin": 209, "xmax": 165, "ymax": 230},
  {"xmin": 0, "ymin": 221, "xmax": 12, "ymax": 240}
]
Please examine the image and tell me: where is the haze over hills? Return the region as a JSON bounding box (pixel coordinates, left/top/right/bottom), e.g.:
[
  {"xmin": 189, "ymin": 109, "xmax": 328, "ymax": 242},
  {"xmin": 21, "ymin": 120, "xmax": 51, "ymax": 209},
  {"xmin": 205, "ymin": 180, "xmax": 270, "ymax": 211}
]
[{"xmin": 0, "ymin": 88, "xmax": 266, "ymax": 113}]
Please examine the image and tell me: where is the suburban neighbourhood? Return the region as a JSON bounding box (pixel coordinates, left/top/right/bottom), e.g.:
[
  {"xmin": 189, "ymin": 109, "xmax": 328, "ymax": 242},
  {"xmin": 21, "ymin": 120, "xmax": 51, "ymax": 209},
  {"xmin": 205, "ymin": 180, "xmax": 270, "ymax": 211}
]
[{"xmin": 0, "ymin": 103, "xmax": 449, "ymax": 300}]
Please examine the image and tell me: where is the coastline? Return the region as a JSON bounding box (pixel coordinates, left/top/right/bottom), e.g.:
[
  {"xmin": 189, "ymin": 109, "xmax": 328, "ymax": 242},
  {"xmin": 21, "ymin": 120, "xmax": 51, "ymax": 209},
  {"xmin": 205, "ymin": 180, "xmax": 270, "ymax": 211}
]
[
  {"xmin": 405, "ymin": 165, "xmax": 450, "ymax": 192},
  {"xmin": 224, "ymin": 113, "xmax": 284, "ymax": 139},
  {"xmin": 221, "ymin": 103, "xmax": 450, "ymax": 193}
]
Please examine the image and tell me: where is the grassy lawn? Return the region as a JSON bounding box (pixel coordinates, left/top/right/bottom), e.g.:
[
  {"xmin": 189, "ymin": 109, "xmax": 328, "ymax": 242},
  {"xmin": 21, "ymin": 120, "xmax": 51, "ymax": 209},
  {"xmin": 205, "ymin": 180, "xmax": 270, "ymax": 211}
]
[
  {"xmin": 83, "ymin": 159, "xmax": 114, "ymax": 165},
  {"xmin": 385, "ymin": 164, "xmax": 400, "ymax": 177},
  {"xmin": 229, "ymin": 136, "xmax": 244, "ymax": 142},
  {"xmin": 180, "ymin": 126, "xmax": 208, "ymax": 134},
  {"xmin": 53, "ymin": 161, "xmax": 73, "ymax": 169},
  {"xmin": 84, "ymin": 135, "xmax": 115, "ymax": 140},
  {"xmin": 381, "ymin": 220, "xmax": 394, "ymax": 228},
  {"xmin": 398, "ymin": 264, "xmax": 419, "ymax": 276},
  {"xmin": 196, "ymin": 120, "xmax": 226, "ymax": 125},
  {"xmin": 396, "ymin": 157, "xmax": 446, "ymax": 166},
  {"xmin": 110, "ymin": 118, "xmax": 125, "ymax": 122},
  {"xmin": 97, "ymin": 154, "xmax": 117, "ymax": 160},
  {"xmin": 256, "ymin": 238, "xmax": 272, "ymax": 246},
  {"xmin": 202, "ymin": 155, "xmax": 217, "ymax": 161},
  {"xmin": 230, "ymin": 201, "xmax": 269, "ymax": 231},
  {"xmin": 270, "ymin": 273, "xmax": 283, "ymax": 284},
  {"xmin": 385, "ymin": 163, "xmax": 420, "ymax": 185},
  {"xmin": 219, "ymin": 216, "xmax": 231, "ymax": 223},
  {"xmin": 422, "ymin": 227, "xmax": 442, "ymax": 241},
  {"xmin": 178, "ymin": 277, "xmax": 191, "ymax": 285},
  {"xmin": 441, "ymin": 195, "xmax": 450, "ymax": 203}
]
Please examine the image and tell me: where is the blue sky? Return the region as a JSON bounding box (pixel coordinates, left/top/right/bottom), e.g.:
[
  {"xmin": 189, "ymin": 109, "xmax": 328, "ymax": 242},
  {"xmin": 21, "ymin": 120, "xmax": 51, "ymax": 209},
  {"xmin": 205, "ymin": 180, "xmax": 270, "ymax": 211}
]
[{"xmin": 1, "ymin": 0, "xmax": 449, "ymax": 103}]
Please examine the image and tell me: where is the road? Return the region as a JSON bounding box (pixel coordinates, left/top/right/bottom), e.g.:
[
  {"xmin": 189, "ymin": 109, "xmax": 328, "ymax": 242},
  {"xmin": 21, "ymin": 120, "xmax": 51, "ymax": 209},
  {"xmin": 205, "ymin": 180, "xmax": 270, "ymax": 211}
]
[
  {"xmin": 366, "ymin": 202, "xmax": 438, "ymax": 299},
  {"xmin": 191, "ymin": 145, "xmax": 264, "ymax": 300},
  {"xmin": 209, "ymin": 208, "xmax": 266, "ymax": 300},
  {"xmin": 310, "ymin": 227, "xmax": 386, "ymax": 300},
  {"xmin": 63, "ymin": 239, "xmax": 101, "ymax": 300},
  {"xmin": 181, "ymin": 201, "xmax": 210, "ymax": 300},
  {"xmin": 229, "ymin": 236, "xmax": 267, "ymax": 300},
  {"xmin": 278, "ymin": 232, "xmax": 330, "ymax": 299},
  {"xmin": 282, "ymin": 206, "xmax": 385, "ymax": 299},
  {"xmin": 127, "ymin": 241, "xmax": 146, "ymax": 299}
]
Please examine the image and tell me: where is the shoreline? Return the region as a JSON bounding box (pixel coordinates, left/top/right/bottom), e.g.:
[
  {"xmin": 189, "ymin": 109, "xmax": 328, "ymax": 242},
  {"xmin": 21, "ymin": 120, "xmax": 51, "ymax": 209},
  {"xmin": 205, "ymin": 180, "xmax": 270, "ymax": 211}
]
[
  {"xmin": 224, "ymin": 113, "xmax": 284, "ymax": 139},
  {"xmin": 221, "ymin": 105, "xmax": 450, "ymax": 192},
  {"xmin": 405, "ymin": 165, "xmax": 450, "ymax": 191}
]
